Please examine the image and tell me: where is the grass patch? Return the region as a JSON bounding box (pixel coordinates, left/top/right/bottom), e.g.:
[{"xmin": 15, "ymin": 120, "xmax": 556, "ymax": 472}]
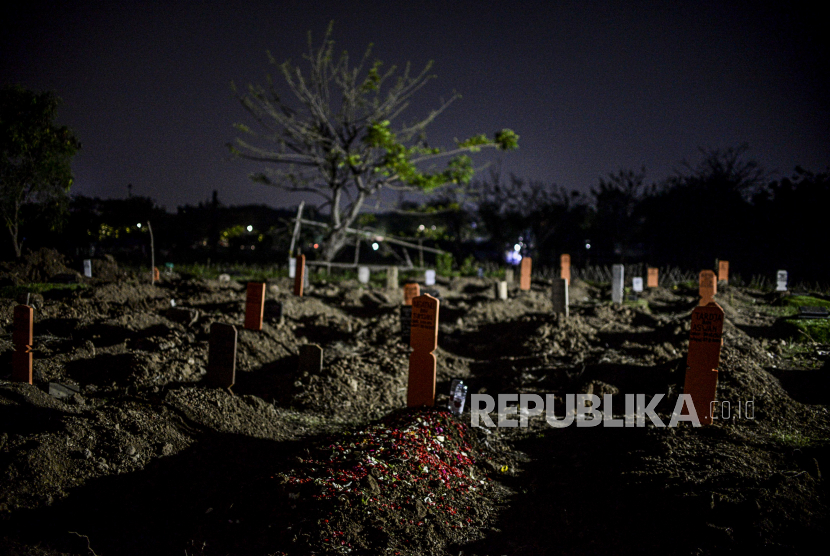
[
  {"xmin": 771, "ymin": 429, "xmax": 830, "ymax": 448},
  {"xmin": 0, "ymin": 283, "xmax": 86, "ymax": 300},
  {"xmin": 783, "ymin": 295, "xmax": 830, "ymax": 309},
  {"xmin": 780, "ymin": 319, "xmax": 830, "ymax": 343}
]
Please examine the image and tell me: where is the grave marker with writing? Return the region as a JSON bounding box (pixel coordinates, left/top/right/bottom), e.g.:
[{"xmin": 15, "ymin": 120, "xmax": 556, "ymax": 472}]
[
  {"xmin": 425, "ymin": 269, "xmax": 436, "ymax": 286},
  {"xmin": 207, "ymin": 323, "xmax": 237, "ymax": 389},
  {"xmin": 560, "ymin": 254, "xmax": 571, "ymax": 284},
  {"xmin": 83, "ymin": 259, "xmax": 92, "ymax": 278},
  {"xmin": 294, "ymin": 254, "xmax": 306, "ymax": 297},
  {"xmin": 611, "ymin": 264, "xmax": 624, "ymax": 304},
  {"xmin": 718, "ymin": 260, "xmax": 729, "ymax": 283},
  {"xmin": 408, "ymin": 294, "xmax": 439, "ymax": 407},
  {"xmin": 551, "ymin": 278, "xmax": 568, "ymax": 317},
  {"xmin": 358, "ymin": 266, "xmax": 370, "ymax": 284},
  {"xmin": 682, "ymin": 303, "xmax": 724, "ymax": 425},
  {"xmin": 647, "ymin": 267, "xmax": 658, "ymax": 288},
  {"xmin": 244, "ymin": 282, "xmax": 266, "ymax": 330},
  {"xmin": 12, "ymin": 305, "xmax": 33, "ymax": 384},
  {"xmin": 403, "ymin": 283, "xmax": 420, "ymax": 306},
  {"xmin": 699, "ymin": 270, "xmax": 717, "ymax": 306},
  {"xmin": 632, "ymin": 277, "xmax": 643, "ymax": 293},
  {"xmin": 299, "ymin": 344, "xmax": 323, "ymax": 374},
  {"xmin": 520, "ymin": 257, "xmax": 532, "ymax": 291},
  {"xmin": 386, "ymin": 266, "xmax": 398, "ymax": 290},
  {"xmin": 776, "ymin": 270, "xmax": 788, "ymax": 292}
]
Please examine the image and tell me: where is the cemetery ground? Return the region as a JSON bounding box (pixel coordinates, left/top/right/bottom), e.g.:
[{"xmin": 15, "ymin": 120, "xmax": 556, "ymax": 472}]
[{"xmin": 1, "ymin": 252, "xmax": 829, "ymax": 555}]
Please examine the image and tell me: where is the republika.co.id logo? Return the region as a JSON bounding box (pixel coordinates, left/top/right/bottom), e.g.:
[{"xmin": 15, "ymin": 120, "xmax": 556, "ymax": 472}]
[{"xmin": 470, "ymin": 393, "xmax": 755, "ymax": 428}]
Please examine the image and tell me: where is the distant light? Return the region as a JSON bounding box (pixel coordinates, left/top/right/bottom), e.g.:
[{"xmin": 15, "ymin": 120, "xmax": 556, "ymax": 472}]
[
  {"xmin": 372, "ymin": 242, "xmax": 379, "ymax": 251},
  {"xmin": 246, "ymin": 225, "xmax": 253, "ymax": 232},
  {"xmin": 513, "ymin": 244, "xmax": 521, "ymax": 252},
  {"xmin": 313, "ymin": 243, "xmax": 319, "ymax": 249},
  {"xmin": 418, "ymin": 224, "xmax": 425, "ymax": 231},
  {"xmin": 136, "ymin": 223, "xmax": 142, "ymax": 228},
  {"xmin": 431, "ymin": 225, "xmax": 436, "ymax": 230},
  {"xmin": 585, "ymin": 243, "xmax": 591, "ymax": 250}
]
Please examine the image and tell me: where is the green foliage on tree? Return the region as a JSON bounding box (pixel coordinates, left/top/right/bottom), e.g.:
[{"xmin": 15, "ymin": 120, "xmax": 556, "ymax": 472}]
[
  {"xmin": 0, "ymin": 85, "xmax": 80, "ymax": 257},
  {"xmin": 229, "ymin": 22, "xmax": 518, "ymax": 261}
]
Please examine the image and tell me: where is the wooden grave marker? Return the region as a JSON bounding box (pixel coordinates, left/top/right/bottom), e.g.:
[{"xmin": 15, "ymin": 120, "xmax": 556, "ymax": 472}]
[
  {"xmin": 551, "ymin": 278, "xmax": 569, "ymax": 317},
  {"xmin": 12, "ymin": 305, "xmax": 33, "ymax": 384},
  {"xmin": 293, "ymin": 254, "xmax": 306, "ymax": 297},
  {"xmin": 408, "ymin": 294, "xmax": 439, "ymax": 407},
  {"xmin": 386, "ymin": 266, "xmax": 398, "ymax": 290},
  {"xmin": 560, "ymin": 254, "xmax": 571, "ymax": 284},
  {"xmin": 153, "ymin": 267, "xmax": 160, "ymax": 282},
  {"xmin": 699, "ymin": 270, "xmax": 717, "ymax": 306},
  {"xmin": 647, "ymin": 267, "xmax": 658, "ymax": 288},
  {"xmin": 401, "ymin": 283, "xmax": 420, "ymax": 344},
  {"xmin": 207, "ymin": 323, "xmax": 237, "ymax": 389},
  {"xmin": 244, "ymin": 282, "xmax": 266, "ymax": 330},
  {"xmin": 611, "ymin": 264, "xmax": 624, "ymax": 304},
  {"xmin": 682, "ymin": 303, "xmax": 724, "ymax": 425},
  {"xmin": 358, "ymin": 266, "xmax": 370, "ymax": 284},
  {"xmin": 519, "ymin": 257, "xmax": 532, "ymax": 291},
  {"xmin": 718, "ymin": 260, "xmax": 729, "ymax": 284},
  {"xmin": 776, "ymin": 270, "xmax": 788, "ymax": 292},
  {"xmin": 632, "ymin": 277, "xmax": 643, "ymax": 293},
  {"xmin": 299, "ymin": 344, "xmax": 323, "ymax": 374}
]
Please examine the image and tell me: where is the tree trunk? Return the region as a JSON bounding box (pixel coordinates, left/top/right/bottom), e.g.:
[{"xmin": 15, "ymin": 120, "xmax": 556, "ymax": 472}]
[{"xmin": 320, "ymin": 226, "xmax": 352, "ymax": 262}]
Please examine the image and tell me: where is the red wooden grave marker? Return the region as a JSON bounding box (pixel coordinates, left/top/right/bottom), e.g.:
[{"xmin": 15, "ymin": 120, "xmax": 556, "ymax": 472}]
[
  {"xmin": 153, "ymin": 267, "xmax": 160, "ymax": 282},
  {"xmin": 682, "ymin": 302, "xmax": 724, "ymax": 425},
  {"xmin": 12, "ymin": 305, "xmax": 33, "ymax": 384},
  {"xmin": 718, "ymin": 260, "xmax": 729, "ymax": 283},
  {"xmin": 520, "ymin": 257, "xmax": 532, "ymax": 291},
  {"xmin": 560, "ymin": 254, "xmax": 571, "ymax": 284},
  {"xmin": 407, "ymin": 294, "xmax": 439, "ymax": 407},
  {"xmin": 403, "ymin": 283, "xmax": 420, "ymax": 306},
  {"xmin": 293, "ymin": 254, "xmax": 306, "ymax": 297},
  {"xmin": 207, "ymin": 323, "xmax": 237, "ymax": 389},
  {"xmin": 647, "ymin": 267, "xmax": 658, "ymax": 288},
  {"xmin": 699, "ymin": 270, "xmax": 717, "ymax": 306},
  {"xmin": 244, "ymin": 282, "xmax": 266, "ymax": 331}
]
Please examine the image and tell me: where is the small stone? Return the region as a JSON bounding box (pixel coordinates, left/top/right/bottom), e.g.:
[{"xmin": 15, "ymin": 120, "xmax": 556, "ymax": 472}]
[{"xmin": 162, "ymin": 443, "xmax": 174, "ymax": 456}]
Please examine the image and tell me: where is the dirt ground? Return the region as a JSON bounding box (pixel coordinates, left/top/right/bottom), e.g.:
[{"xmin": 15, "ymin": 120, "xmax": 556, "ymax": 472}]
[{"xmin": 1, "ymin": 253, "xmax": 828, "ymax": 555}]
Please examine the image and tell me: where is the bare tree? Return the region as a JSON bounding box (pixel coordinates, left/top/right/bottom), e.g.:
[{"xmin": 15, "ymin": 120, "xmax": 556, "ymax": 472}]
[{"xmin": 229, "ymin": 23, "xmax": 518, "ymax": 260}]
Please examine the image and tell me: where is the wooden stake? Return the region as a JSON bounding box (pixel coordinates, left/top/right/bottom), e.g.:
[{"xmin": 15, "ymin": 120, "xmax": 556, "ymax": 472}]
[
  {"xmin": 520, "ymin": 257, "xmax": 532, "ymax": 291},
  {"xmin": 682, "ymin": 302, "xmax": 724, "ymax": 425},
  {"xmin": 407, "ymin": 294, "xmax": 439, "ymax": 407},
  {"xmin": 12, "ymin": 305, "xmax": 33, "ymax": 384},
  {"xmin": 244, "ymin": 282, "xmax": 266, "ymax": 330},
  {"xmin": 294, "ymin": 254, "xmax": 306, "ymax": 297}
]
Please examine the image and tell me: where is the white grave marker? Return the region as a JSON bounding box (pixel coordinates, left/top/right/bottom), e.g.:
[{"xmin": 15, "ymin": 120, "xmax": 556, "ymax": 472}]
[
  {"xmin": 289, "ymin": 258, "xmax": 296, "ymax": 278},
  {"xmin": 612, "ymin": 264, "xmax": 624, "ymax": 304},
  {"xmin": 358, "ymin": 266, "xmax": 370, "ymax": 284},
  {"xmin": 83, "ymin": 259, "xmax": 92, "ymax": 278},
  {"xmin": 776, "ymin": 270, "xmax": 788, "ymax": 292},
  {"xmin": 496, "ymin": 281, "xmax": 508, "ymax": 300},
  {"xmin": 632, "ymin": 277, "xmax": 643, "ymax": 293},
  {"xmin": 425, "ymin": 269, "xmax": 436, "ymax": 286}
]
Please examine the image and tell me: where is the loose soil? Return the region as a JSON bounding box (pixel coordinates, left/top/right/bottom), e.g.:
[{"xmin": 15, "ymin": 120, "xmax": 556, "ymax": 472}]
[{"xmin": 1, "ymin": 256, "xmax": 828, "ymax": 555}]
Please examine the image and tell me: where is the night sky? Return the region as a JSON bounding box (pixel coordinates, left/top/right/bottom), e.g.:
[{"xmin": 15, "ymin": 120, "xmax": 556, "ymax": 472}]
[{"xmin": 2, "ymin": 0, "xmax": 828, "ymax": 212}]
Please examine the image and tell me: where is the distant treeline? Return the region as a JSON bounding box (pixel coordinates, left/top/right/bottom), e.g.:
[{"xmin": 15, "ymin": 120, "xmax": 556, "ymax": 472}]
[{"xmin": 8, "ymin": 146, "xmax": 829, "ymax": 284}]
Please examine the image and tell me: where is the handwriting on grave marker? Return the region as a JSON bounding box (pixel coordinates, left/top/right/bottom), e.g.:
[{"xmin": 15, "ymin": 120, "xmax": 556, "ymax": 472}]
[
  {"xmin": 12, "ymin": 305, "xmax": 33, "ymax": 384},
  {"xmin": 408, "ymin": 294, "xmax": 439, "ymax": 407},
  {"xmin": 207, "ymin": 323, "xmax": 237, "ymax": 389},
  {"xmin": 682, "ymin": 303, "xmax": 724, "ymax": 425},
  {"xmin": 294, "ymin": 254, "xmax": 306, "ymax": 297},
  {"xmin": 245, "ymin": 282, "xmax": 266, "ymax": 330},
  {"xmin": 699, "ymin": 270, "xmax": 717, "ymax": 306},
  {"xmin": 520, "ymin": 257, "xmax": 532, "ymax": 291},
  {"xmin": 647, "ymin": 267, "xmax": 658, "ymax": 288}
]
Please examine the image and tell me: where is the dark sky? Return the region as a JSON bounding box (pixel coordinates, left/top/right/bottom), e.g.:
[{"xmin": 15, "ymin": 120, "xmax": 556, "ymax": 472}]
[{"xmin": 2, "ymin": 0, "xmax": 828, "ymax": 212}]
